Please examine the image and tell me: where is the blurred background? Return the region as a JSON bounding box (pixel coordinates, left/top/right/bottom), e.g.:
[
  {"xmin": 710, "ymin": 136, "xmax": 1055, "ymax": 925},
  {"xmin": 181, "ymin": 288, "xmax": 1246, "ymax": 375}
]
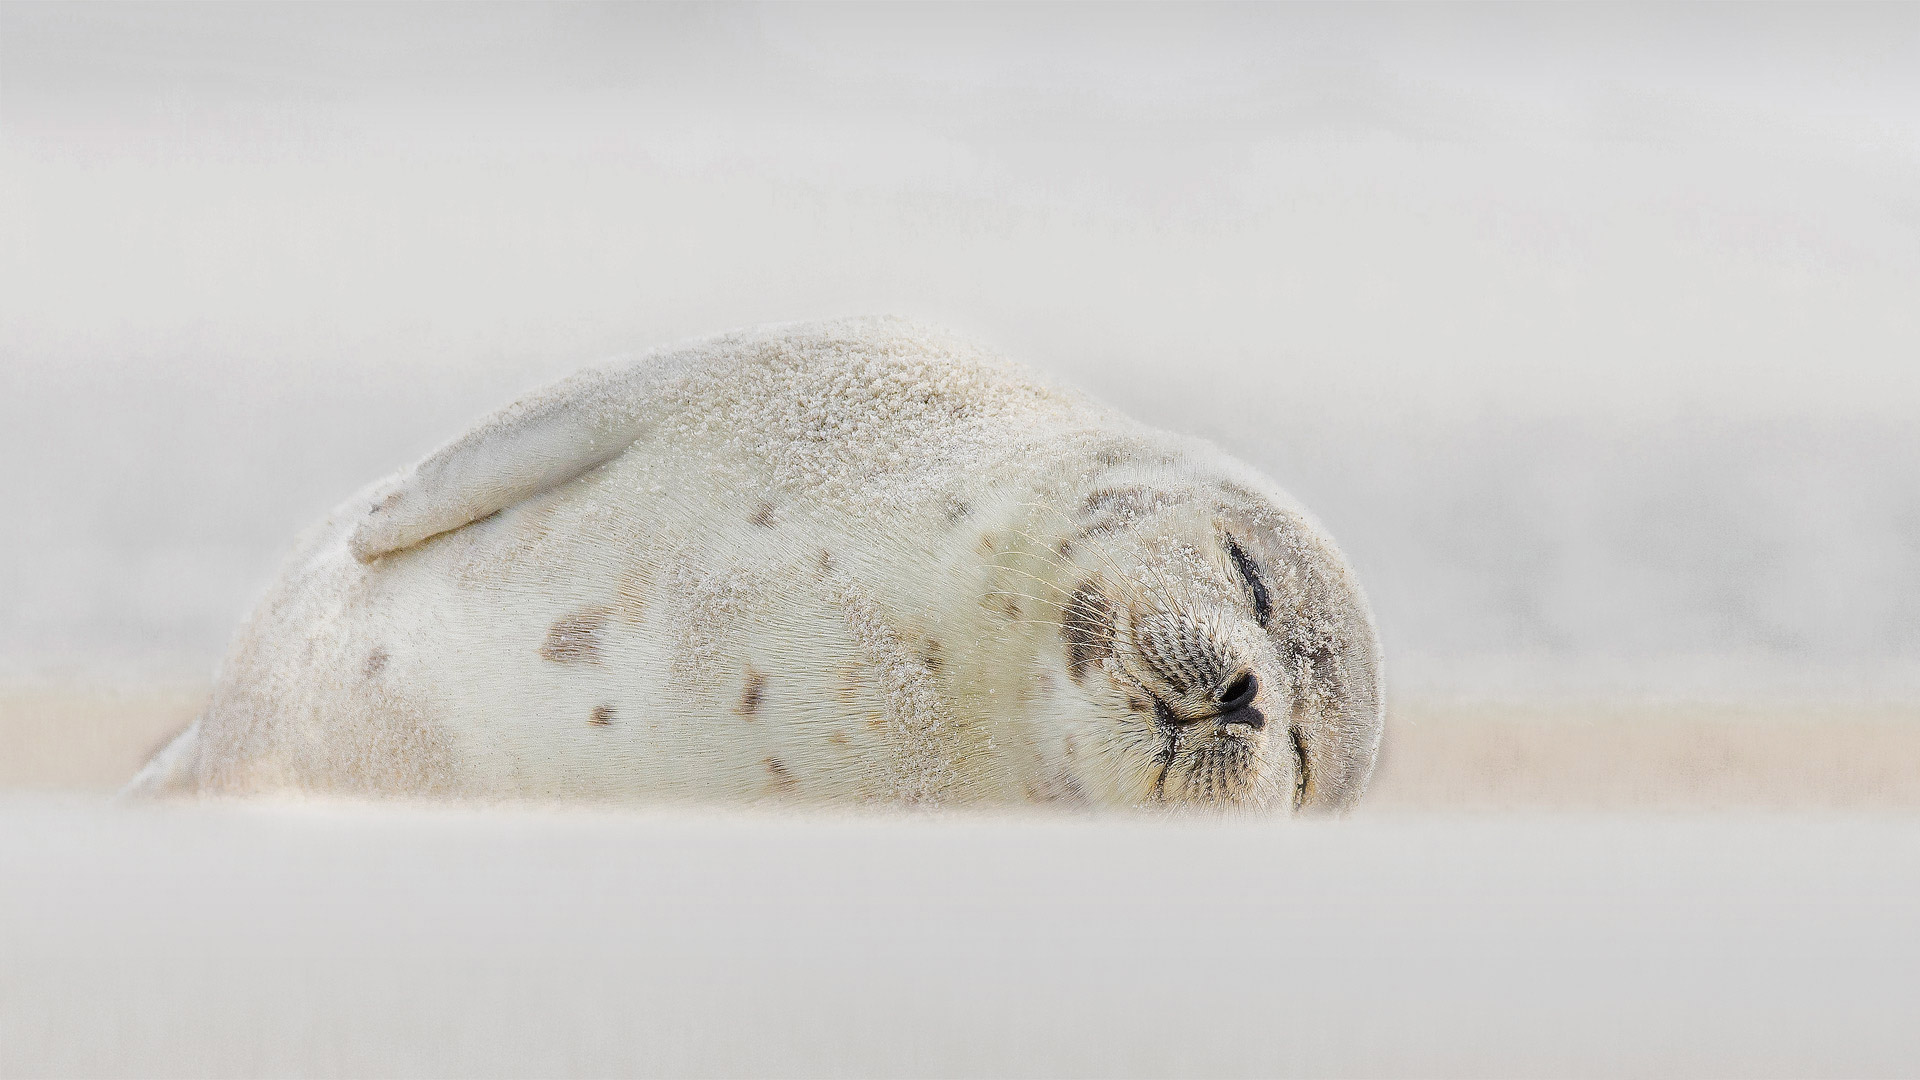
[{"xmin": 3, "ymin": 4, "xmax": 1919, "ymax": 796}]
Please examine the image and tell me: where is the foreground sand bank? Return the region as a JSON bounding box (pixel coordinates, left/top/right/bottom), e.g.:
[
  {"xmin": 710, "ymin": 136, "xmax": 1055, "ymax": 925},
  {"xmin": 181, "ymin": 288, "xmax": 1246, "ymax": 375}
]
[
  {"xmin": 3, "ymin": 801, "xmax": 1917, "ymax": 1077},
  {"xmin": 6, "ymin": 682, "xmax": 1918, "ymax": 810},
  {"xmin": 5, "ymin": 687, "xmax": 1917, "ymax": 1076}
]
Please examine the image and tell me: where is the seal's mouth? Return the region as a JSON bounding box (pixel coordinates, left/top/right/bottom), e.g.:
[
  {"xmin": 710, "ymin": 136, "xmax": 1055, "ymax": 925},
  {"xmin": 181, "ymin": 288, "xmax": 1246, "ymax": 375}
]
[
  {"xmin": 1148, "ymin": 707, "xmax": 1179, "ymax": 803},
  {"xmin": 1152, "ymin": 731, "xmax": 1258, "ymax": 807},
  {"xmin": 1142, "ymin": 691, "xmax": 1307, "ymax": 810}
]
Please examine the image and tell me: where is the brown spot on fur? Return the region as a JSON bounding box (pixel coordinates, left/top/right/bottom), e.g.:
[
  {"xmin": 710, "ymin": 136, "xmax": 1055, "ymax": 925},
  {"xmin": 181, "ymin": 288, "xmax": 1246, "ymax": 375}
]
[
  {"xmin": 738, "ymin": 670, "xmax": 767, "ymax": 717},
  {"xmin": 1126, "ymin": 694, "xmax": 1151, "ymax": 713},
  {"xmin": 1082, "ymin": 486, "xmax": 1146, "ymax": 516},
  {"xmin": 764, "ymin": 756, "xmax": 796, "ymax": 793},
  {"xmin": 942, "ymin": 496, "xmax": 972, "ymax": 526},
  {"xmin": 748, "ymin": 502, "xmax": 776, "ymax": 528},
  {"xmin": 363, "ymin": 647, "xmax": 391, "ymax": 679},
  {"xmin": 589, "ymin": 704, "xmax": 615, "ymax": 726},
  {"xmin": 1080, "ymin": 486, "xmax": 1185, "ymax": 535},
  {"xmin": 612, "ymin": 567, "xmax": 649, "ymax": 619},
  {"xmin": 975, "ymin": 532, "xmax": 997, "ymax": 557},
  {"xmin": 540, "ymin": 607, "xmax": 610, "ymax": 663},
  {"xmin": 826, "ymin": 731, "xmax": 849, "ymax": 746},
  {"xmin": 922, "ymin": 639, "xmax": 944, "ymax": 674},
  {"xmin": 835, "ymin": 662, "xmax": 863, "ymax": 705},
  {"xmin": 1053, "ymin": 536, "xmax": 1074, "ymax": 559},
  {"xmin": 1026, "ymin": 769, "xmax": 1090, "ymax": 805},
  {"xmin": 1061, "ymin": 579, "xmax": 1114, "ymax": 681},
  {"xmin": 816, "ymin": 549, "xmax": 835, "ymax": 577},
  {"xmin": 513, "ymin": 501, "xmax": 558, "ymax": 548},
  {"xmin": 989, "ymin": 594, "xmax": 1021, "ymax": 620}
]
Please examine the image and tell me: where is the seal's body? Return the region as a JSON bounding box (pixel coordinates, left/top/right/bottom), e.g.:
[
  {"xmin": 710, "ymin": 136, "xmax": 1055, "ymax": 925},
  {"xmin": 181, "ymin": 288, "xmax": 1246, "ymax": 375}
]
[{"xmin": 131, "ymin": 318, "xmax": 1383, "ymax": 811}]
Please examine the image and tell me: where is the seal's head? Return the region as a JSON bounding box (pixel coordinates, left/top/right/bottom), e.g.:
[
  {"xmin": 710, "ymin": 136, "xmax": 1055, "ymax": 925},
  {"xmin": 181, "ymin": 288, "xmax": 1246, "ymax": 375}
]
[{"xmin": 1026, "ymin": 468, "xmax": 1382, "ymax": 812}]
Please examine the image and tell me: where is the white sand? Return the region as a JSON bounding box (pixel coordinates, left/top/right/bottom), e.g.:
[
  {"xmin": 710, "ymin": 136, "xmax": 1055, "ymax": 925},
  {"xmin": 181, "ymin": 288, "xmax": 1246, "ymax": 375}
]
[
  {"xmin": 3, "ymin": 799, "xmax": 1917, "ymax": 1077},
  {"xmin": 7, "ymin": 688, "xmax": 1917, "ymax": 1074}
]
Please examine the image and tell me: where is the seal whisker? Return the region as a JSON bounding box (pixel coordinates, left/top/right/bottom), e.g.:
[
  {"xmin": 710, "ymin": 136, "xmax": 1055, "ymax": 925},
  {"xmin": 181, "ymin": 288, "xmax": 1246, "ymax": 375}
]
[
  {"xmin": 1020, "ymin": 496, "xmax": 1182, "ymax": 608},
  {"xmin": 986, "ymin": 584, "xmax": 1121, "ymax": 636},
  {"xmin": 1006, "ymin": 503, "xmax": 1155, "ymax": 611},
  {"xmin": 983, "ymin": 561, "xmax": 1094, "ymax": 608}
]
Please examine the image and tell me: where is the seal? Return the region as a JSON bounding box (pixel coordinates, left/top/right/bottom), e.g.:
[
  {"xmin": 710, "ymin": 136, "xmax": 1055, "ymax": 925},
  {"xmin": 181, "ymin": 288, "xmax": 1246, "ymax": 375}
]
[{"xmin": 128, "ymin": 317, "xmax": 1383, "ymax": 811}]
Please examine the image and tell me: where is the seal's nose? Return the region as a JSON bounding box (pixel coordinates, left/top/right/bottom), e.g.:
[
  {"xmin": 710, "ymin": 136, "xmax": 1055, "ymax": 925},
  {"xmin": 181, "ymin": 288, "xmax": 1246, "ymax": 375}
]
[
  {"xmin": 1212, "ymin": 671, "xmax": 1265, "ymax": 729},
  {"xmin": 1214, "ymin": 671, "xmax": 1258, "ymax": 713}
]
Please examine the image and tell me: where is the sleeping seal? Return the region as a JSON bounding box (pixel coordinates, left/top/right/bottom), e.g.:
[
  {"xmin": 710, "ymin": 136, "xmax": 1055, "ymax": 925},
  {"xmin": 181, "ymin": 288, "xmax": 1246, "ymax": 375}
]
[{"xmin": 130, "ymin": 317, "xmax": 1383, "ymax": 811}]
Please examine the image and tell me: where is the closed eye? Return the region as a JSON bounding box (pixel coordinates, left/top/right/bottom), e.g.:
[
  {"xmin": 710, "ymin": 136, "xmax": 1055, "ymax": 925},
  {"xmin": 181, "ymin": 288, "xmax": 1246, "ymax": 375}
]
[
  {"xmin": 1223, "ymin": 535, "xmax": 1272, "ymax": 629},
  {"xmin": 1289, "ymin": 724, "xmax": 1309, "ymax": 809}
]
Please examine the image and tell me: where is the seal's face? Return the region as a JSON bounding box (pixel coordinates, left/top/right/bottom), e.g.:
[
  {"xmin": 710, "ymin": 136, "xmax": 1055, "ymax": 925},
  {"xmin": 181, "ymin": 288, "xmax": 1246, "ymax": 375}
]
[{"xmin": 1045, "ymin": 483, "xmax": 1383, "ymax": 812}]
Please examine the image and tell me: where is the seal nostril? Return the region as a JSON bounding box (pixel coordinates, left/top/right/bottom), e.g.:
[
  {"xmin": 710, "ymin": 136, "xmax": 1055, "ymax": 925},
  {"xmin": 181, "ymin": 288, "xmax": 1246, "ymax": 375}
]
[{"xmin": 1216, "ymin": 671, "xmax": 1258, "ymax": 713}]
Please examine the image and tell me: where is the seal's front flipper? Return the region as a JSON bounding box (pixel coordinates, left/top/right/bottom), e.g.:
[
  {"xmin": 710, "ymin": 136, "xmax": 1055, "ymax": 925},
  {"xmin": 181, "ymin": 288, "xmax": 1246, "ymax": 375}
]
[
  {"xmin": 120, "ymin": 720, "xmax": 202, "ymax": 798},
  {"xmin": 348, "ymin": 362, "xmax": 650, "ymax": 562}
]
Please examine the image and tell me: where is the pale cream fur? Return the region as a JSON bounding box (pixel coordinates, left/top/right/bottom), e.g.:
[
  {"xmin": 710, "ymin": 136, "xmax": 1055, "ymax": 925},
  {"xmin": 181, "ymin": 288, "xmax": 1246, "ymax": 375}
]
[{"xmin": 129, "ymin": 317, "xmax": 1383, "ymax": 810}]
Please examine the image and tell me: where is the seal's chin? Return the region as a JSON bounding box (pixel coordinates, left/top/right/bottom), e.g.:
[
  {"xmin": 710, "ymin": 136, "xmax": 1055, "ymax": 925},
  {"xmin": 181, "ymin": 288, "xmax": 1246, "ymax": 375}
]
[{"xmin": 1156, "ymin": 733, "xmax": 1285, "ymax": 809}]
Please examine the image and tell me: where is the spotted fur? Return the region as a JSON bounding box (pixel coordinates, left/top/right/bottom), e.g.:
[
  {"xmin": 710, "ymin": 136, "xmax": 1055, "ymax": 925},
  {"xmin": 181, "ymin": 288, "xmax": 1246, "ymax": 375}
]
[
  {"xmin": 1060, "ymin": 579, "xmax": 1114, "ymax": 682},
  {"xmin": 737, "ymin": 670, "xmax": 767, "ymax": 718},
  {"xmin": 127, "ymin": 317, "xmax": 1382, "ymax": 812},
  {"xmin": 539, "ymin": 608, "xmax": 608, "ymax": 664}
]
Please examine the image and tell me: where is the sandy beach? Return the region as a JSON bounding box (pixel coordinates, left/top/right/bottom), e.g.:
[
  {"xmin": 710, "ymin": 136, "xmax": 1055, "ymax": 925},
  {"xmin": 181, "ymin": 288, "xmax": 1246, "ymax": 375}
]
[
  {"xmin": 5, "ymin": 684, "xmax": 1917, "ymax": 1076},
  {"xmin": 10, "ymin": 681, "xmax": 1918, "ymax": 812},
  {"xmin": 8, "ymin": 4, "xmax": 1920, "ymax": 1074},
  {"xmin": 3, "ymin": 788, "xmax": 1917, "ymax": 1078}
]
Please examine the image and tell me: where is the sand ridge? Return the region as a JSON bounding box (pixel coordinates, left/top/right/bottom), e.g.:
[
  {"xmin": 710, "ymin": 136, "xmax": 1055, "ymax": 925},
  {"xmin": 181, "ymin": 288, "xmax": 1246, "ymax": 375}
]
[{"xmin": 8, "ymin": 682, "xmax": 1920, "ymax": 809}]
